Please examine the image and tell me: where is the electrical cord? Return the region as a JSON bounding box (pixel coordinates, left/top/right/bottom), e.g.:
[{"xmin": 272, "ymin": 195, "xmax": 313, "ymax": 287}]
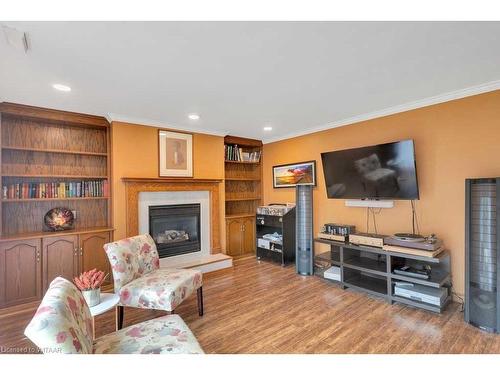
[
  {"xmin": 366, "ymin": 207, "xmax": 370, "ymax": 233},
  {"xmin": 450, "ymin": 282, "xmax": 465, "ymax": 313},
  {"xmin": 371, "ymin": 207, "xmax": 378, "ymax": 234},
  {"xmin": 366, "ymin": 207, "xmax": 382, "ymax": 234},
  {"xmin": 410, "ymin": 200, "xmax": 421, "ymax": 235}
]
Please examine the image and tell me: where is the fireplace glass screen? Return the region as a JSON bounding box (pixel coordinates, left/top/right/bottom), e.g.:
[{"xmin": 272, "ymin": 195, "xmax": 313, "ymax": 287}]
[{"xmin": 149, "ymin": 203, "xmax": 201, "ymax": 258}]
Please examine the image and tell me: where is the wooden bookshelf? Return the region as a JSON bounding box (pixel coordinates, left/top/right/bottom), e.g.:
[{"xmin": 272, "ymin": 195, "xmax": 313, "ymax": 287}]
[
  {"xmin": 225, "ymin": 197, "xmax": 261, "ymax": 202},
  {"xmin": 1, "ymin": 146, "xmax": 108, "ymax": 156},
  {"xmin": 224, "ymin": 135, "xmax": 262, "ymax": 257},
  {"xmin": 2, "ymin": 197, "xmax": 108, "ymax": 203},
  {"xmin": 224, "ymin": 160, "xmax": 260, "ymax": 164},
  {"xmin": 0, "ymin": 103, "xmax": 112, "ymax": 236},
  {"xmin": 2, "ymin": 174, "xmax": 108, "ymax": 179},
  {"xmin": 225, "ymin": 177, "xmax": 260, "ymax": 181},
  {"xmin": 0, "ymin": 102, "xmax": 114, "ymax": 309}
]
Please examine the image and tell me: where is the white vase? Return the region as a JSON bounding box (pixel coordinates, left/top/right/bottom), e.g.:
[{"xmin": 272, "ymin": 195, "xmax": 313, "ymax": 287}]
[{"xmin": 82, "ymin": 288, "xmax": 101, "ymax": 307}]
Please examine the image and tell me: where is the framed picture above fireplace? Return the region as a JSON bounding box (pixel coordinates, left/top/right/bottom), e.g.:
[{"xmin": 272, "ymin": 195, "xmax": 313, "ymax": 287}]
[{"xmin": 159, "ymin": 130, "xmax": 193, "ymax": 177}]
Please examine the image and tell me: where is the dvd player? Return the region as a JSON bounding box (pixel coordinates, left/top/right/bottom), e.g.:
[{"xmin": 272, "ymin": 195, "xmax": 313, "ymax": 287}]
[
  {"xmin": 393, "ymin": 265, "xmax": 430, "ymax": 280},
  {"xmin": 394, "ymin": 283, "xmax": 448, "ymax": 306}
]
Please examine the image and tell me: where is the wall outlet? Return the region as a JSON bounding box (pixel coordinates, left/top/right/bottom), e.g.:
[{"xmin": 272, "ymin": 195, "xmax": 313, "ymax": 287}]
[{"xmin": 72, "ymin": 210, "xmax": 77, "ymax": 220}]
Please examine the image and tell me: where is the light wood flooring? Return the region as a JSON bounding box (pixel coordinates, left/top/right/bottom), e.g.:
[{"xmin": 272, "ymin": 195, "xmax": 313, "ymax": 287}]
[{"xmin": 1, "ymin": 257, "xmax": 500, "ymax": 354}]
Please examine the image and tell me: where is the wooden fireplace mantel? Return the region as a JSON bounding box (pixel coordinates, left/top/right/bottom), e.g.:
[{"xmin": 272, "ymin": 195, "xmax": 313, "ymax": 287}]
[{"xmin": 122, "ymin": 177, "xmax": 222, "ymax": 253}]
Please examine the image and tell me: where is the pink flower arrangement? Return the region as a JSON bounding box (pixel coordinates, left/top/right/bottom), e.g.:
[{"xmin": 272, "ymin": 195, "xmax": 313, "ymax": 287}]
[{"xmin": 73, "ymin": 269, "xmax": 107, "ymax": 291}]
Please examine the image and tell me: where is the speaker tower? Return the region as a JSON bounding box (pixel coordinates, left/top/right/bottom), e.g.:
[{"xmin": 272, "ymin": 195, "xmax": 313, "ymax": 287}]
[
  {"xmin": 296, "ymin": 184, "xmax": 314, "ymax": 275},
  {"xmin": 465, "ymin": 178, "xmax": 500, "ymax": 333}
]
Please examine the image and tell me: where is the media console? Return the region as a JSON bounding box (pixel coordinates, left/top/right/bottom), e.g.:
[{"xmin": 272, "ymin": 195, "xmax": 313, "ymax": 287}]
[{"xmin": 314, "ymin": 237, "xmax": 452, "ymax": 313}]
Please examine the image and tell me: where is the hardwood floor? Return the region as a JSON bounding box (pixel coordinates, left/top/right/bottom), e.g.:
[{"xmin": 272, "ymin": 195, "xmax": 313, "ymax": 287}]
[{"xmin": 1, "ymin": 257, "xmax": 500, "ymax": 354}]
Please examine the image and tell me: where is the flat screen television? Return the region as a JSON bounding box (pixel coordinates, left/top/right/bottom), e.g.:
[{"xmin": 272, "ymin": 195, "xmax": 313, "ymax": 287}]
[{"xmin": 321, "ymin": 140, "xmax": 419, "ymax": 200}]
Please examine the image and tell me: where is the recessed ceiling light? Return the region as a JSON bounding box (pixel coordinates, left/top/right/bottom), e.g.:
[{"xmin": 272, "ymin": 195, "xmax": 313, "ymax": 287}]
[
  {"xmin": 263, "ymin": 126, "xmax": 273, "ymax": 131},
  {"xmin": 188, "ymin": 113, "xmax": 200, "ymax": 120},
  {"xmin": 52, "ymin": 83, "xmax": 71, "ymax": 92}
]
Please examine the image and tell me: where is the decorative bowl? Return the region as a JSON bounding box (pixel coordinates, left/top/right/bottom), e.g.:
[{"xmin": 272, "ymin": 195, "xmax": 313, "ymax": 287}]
[{"xmin": 44, "ymin": 207, "xmax": 75, "ymax": 231}]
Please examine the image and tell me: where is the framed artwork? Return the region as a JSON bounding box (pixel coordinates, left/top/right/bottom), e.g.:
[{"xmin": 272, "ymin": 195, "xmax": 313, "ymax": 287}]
[
  {"xmin": 273, "ymin": 160, "xmax": 316, "ymax": 188},
  {"xmin": 158, "ymin": 130, "xmax": 193, "ymax": 177}
]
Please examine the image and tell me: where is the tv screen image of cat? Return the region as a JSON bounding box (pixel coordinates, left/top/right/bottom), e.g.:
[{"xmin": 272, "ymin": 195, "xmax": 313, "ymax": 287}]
[{"xmin": 321, "ymin": 139, "xmax": 419, "ymax": 200}]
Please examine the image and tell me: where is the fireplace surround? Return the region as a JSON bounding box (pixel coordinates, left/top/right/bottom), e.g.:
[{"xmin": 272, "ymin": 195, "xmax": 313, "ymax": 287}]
[{"xmin": 122, "ymin": 178, "xmax": 222, "ymax": 256}]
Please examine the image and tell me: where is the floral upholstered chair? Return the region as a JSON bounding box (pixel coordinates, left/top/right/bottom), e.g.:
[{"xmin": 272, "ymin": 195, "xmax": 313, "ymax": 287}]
[
  {"xmin": 104, "ymin": 234, "xmax": 203, "ymax": 329},
  {"xmin": 24, "ymin": 277, "xmax": 204, "ymax": 354}
]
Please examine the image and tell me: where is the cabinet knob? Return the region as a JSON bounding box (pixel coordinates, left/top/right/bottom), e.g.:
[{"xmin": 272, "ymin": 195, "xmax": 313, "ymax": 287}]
[{"xmin": 80, "ymin": 247, "xmax": 83, "ymax": 256}]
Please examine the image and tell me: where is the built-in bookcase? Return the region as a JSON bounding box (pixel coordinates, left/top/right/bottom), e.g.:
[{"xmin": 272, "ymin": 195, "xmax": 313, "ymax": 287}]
[
  {"xmin": 224, "ymin": 135, "xmax": 262, "ymax": 257},
  {"xmin": 0, "ymin": 103, "xmax": 112, "ymax": 238},
  {"xmin": 224, "ymin": 135, "xmax": 263, "ymax": 217}
]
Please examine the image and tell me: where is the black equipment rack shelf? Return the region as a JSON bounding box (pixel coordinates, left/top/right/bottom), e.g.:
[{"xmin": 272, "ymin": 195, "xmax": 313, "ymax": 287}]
[
  {"xmin": 314, "ymin": 238, "xmax": 452, "ymax": 313},
  {"xmin": 256, "ymin": 208, "xmax": 296, "ymax": 266}
]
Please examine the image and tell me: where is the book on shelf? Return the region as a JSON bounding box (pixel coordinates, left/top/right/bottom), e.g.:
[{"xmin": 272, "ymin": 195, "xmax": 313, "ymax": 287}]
[
  {"xmin": 2, "ymin": 179, "xmax": 109, "ymax": 200},
  {"xmin": 225, "ymin": 144, "xmax": 261, "ymax": 162}
]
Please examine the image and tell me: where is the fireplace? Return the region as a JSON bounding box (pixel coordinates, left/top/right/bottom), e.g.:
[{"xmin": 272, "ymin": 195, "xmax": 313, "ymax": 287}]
[{"xmin": 149, "ymin": 203, "xmax": 201, "ymax": 258}]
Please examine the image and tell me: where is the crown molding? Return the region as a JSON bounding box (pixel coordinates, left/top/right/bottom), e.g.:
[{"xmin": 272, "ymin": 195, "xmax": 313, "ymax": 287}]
[
  {"xmin": 262, "ymin": 79, "xmax": 500, "ymax": 144},
  {"xmin": 107, "ymin": 113, "xmax": 227, "ymax": 137}
]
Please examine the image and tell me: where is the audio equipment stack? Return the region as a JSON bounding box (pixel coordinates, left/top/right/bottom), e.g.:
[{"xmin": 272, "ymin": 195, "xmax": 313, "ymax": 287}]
[{"xmin": 318, "ymin": 223, "xmax": 355, "ymax": 242}]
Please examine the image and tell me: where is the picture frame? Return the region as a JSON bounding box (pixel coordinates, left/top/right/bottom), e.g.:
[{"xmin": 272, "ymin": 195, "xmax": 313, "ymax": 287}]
[
  {"xmin": 158, "ymin": 130, "xmax": 193, "ymax": 177},
  {"xmin": 272, "ymin": 160, "xmax": 316, "ymax": 188}
]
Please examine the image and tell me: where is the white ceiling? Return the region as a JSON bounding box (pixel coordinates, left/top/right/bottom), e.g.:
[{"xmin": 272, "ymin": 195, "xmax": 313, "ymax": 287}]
[{"xmin": 1, "ymin": 21, "xmax": 500, "ymax": 143}]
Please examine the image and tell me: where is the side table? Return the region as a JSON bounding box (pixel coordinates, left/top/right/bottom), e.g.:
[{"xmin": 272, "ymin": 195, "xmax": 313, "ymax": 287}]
[{"xmin": 89, "ymin": 292, "xmax": 120, "ymax": 339}]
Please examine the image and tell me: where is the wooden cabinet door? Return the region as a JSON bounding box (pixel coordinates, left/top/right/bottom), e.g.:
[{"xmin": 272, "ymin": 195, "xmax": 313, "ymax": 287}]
[
  {"xmin": 42, "ymin": 235, "xmax": 79, "ymax": 292},
  {"xmin": 0, "ymin": 239, "xmax": 42, "ymax": 308},
  {"xmin": 226, "ymin": 219, "xmax": 243, "ymax": 256},
  {"xmin": 80, "ymin": 232, "xmax": 112, "ymax": 287},
  {"xmin": 242, "ymin": 217, "xmax": 256, "ymax": 254}
]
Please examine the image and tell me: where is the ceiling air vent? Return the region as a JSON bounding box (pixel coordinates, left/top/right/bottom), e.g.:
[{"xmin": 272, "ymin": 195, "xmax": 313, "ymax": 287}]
[{"xmin": 2, "ymin": 25, "xmax": 29, "ymax": 53}]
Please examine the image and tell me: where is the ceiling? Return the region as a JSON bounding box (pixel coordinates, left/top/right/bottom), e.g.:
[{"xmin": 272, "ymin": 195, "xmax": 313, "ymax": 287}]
[{"xmin": 1, "ymin": 21, "xmax": 500, "ymax": 143}]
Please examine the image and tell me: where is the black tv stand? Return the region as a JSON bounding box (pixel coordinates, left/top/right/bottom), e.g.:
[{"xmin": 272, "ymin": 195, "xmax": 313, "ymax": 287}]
[{"xmin": 314, "ymin": 238, "xmax": 452, "ymax": 313}]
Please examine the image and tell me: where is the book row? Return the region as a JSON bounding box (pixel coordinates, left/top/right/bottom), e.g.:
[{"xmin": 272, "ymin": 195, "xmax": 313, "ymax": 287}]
[
  {"xmin": 225, "ymin": 144, "xmax": 261, "ymax": 162},
  {"xmin": 2, "ymin": 180, "xmax": 109, "ymax": 200}
]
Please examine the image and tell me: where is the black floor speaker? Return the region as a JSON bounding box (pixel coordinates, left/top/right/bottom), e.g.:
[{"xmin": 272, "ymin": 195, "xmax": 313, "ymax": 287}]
[
  {"xmin": 296, "ymin": 184, "xmax": 314, "ymax": 275},
  {"xmin": 465, "ymin": 178, "xmax": 500, "ymax": 333}
]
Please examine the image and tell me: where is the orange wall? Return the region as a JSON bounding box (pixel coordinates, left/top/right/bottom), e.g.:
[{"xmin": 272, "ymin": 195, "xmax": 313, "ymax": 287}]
[
  {"xmin": 111, "ymin": 121, "xmax": 225, "ymax": 245},
  {"xmin": 263, "ymin": 90, "xmax": 500, "ymax": 295}
]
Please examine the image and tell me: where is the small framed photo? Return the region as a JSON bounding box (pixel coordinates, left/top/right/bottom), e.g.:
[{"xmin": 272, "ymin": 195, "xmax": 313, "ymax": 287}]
[
  {"xmin": 158, "ymin": 130, "xmax": 193, "ymax": 177},
  {"xmin": 273, "ymin": 160, "xmax": 316, "ymax": 188}
]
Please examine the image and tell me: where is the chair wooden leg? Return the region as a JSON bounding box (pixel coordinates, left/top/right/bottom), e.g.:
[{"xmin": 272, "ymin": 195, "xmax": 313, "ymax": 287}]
[
  {"xmin": 197, "ymin": 286, "xmax": 204, "ymax": 316},
  {"xmin": 116, "ymin": 305, "xmax": 124, "ymax": 330}
]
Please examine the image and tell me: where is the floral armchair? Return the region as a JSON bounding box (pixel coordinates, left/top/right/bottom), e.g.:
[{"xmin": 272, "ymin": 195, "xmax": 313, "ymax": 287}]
[
  {"xmin": 104, "ymin": 234, "xmax": 203, "ymax": 329},
  {"xmin": 24, "ymin": 277, "xmax": 204, "ymax": 354}
]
